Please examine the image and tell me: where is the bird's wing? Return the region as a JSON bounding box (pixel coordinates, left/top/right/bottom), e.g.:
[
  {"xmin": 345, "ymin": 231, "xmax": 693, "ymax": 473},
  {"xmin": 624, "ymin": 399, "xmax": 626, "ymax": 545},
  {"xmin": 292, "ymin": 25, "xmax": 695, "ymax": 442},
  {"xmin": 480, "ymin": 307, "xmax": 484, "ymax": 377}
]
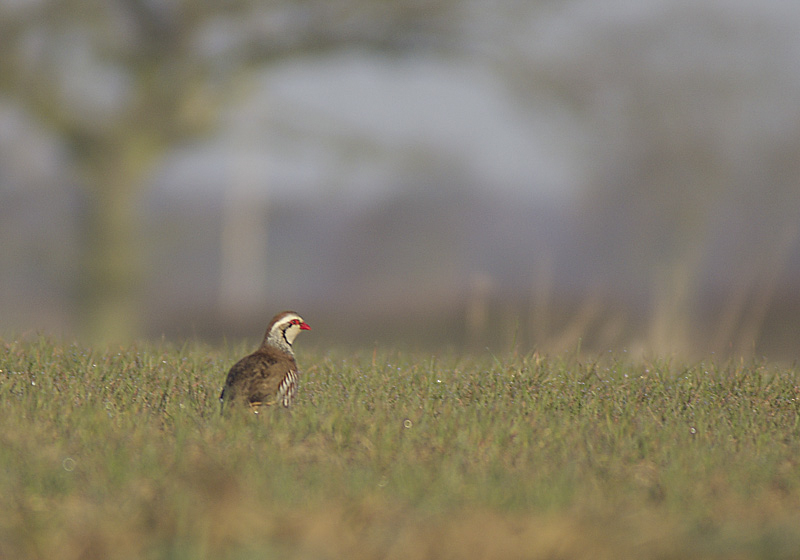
[
  {"xmin": 247, "ymin": 359, "xmax": 296, "ymax": 406},
  {"xmin": 221, "ymin": 353, "xmax": 278, "ymax": 404},
  {"xmin": 223, "ymin": 351, "xmax": 299, "ymax": 407}
]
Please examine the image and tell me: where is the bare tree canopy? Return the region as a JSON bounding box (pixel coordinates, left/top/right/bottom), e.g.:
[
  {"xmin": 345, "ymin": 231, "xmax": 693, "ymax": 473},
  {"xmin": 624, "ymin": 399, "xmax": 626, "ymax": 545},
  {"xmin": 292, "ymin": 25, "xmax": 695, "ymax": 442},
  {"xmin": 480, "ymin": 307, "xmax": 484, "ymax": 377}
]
[{"xmin": 0, "ymin": 0, "xmax": 464, "ymax": 341}]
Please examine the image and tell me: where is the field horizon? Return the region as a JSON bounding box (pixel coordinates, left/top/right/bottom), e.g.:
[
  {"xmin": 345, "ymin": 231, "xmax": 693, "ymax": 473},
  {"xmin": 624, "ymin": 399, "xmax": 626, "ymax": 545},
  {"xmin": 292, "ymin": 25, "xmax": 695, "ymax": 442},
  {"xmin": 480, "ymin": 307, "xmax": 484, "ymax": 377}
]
[{"xmin": 1, "ymin": 336, "xmax": 799, "ymax": 559}]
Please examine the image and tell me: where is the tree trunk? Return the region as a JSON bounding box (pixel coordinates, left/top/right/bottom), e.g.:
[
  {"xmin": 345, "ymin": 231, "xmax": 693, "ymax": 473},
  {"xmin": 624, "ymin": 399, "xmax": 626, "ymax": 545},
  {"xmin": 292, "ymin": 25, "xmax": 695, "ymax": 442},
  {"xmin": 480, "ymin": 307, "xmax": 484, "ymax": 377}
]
[{"xmin": 76, "ymin": 136, "xmax": 154, "ymax": 343}]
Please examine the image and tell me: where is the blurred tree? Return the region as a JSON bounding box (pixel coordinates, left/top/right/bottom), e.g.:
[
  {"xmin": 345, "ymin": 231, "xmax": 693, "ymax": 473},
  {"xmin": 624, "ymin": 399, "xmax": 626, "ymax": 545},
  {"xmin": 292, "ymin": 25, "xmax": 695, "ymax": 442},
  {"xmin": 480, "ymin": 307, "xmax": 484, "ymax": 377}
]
[
  {"xmin": 0, "ymin": 0, "xmax": 462, "ymax": 341},
  {"xmin": 501, "ymin": 3, "xmax": 800, "ymax": 356}
]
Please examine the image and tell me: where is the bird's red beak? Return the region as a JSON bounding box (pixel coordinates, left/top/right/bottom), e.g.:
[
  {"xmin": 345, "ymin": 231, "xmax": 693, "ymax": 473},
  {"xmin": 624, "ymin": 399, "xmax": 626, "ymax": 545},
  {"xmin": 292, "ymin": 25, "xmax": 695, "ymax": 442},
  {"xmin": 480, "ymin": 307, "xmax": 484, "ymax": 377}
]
[{"xmin": 300, "ymin": 322, "xmax": 311, "ymax": 330}]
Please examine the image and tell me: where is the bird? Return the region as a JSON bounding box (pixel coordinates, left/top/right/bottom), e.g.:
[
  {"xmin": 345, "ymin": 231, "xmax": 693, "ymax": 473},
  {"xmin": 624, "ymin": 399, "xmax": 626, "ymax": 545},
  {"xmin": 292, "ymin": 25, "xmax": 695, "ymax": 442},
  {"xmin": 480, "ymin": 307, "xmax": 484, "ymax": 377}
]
[{"xmin": 219, "ymin": 310, "xmax": 310, "ymax": 413}]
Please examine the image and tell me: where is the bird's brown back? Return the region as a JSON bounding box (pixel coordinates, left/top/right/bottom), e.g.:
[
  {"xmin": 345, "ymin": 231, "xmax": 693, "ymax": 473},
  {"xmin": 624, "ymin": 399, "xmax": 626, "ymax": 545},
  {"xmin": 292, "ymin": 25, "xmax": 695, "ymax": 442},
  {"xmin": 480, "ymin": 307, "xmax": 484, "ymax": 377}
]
[{"xmin": 221, "ymin": 346, "xmax": 298, "ymax": 407}]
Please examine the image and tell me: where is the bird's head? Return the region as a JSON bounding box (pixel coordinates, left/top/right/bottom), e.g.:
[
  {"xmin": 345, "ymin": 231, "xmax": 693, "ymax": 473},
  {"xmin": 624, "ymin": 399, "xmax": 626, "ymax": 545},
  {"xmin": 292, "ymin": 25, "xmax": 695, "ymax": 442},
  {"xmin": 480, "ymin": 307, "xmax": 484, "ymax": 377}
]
[{"xmin": 265, "ymin": 310, "xmax": 310, "ymax": 353}]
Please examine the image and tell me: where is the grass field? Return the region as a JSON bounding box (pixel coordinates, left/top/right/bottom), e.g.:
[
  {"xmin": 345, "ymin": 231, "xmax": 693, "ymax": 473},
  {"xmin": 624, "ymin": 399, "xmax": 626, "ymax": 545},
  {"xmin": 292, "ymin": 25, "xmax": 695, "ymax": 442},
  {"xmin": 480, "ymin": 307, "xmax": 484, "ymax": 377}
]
[{"xmin": 1, "ymin": 336, "xmax": 799, "ymax": 559}]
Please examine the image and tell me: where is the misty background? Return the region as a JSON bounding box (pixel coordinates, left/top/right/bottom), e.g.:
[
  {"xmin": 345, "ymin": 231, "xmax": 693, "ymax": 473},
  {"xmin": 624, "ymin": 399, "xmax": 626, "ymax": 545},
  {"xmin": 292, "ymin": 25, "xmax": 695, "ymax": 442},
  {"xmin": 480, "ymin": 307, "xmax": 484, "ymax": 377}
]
[{"xmin": 2, "ymin": 0, "xmax": 800, "ymax": 360}]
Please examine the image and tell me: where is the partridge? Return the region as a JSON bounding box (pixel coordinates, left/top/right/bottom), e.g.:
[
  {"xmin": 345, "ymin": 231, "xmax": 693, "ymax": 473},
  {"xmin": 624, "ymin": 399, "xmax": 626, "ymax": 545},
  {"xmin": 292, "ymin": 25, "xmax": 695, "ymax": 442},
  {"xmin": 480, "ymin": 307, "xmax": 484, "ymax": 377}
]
[{"xmin": 219, "ymin": 310, "xmax": 310, "ymax": 412}]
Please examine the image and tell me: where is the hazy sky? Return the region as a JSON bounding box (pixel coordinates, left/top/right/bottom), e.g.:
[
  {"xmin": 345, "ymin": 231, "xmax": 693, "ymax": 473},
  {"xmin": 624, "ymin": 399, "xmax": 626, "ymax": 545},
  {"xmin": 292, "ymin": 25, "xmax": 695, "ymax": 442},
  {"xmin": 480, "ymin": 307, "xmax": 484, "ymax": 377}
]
[{"xmin": 156, "ymin": 51, "xmax": 584, "ymax": 206}]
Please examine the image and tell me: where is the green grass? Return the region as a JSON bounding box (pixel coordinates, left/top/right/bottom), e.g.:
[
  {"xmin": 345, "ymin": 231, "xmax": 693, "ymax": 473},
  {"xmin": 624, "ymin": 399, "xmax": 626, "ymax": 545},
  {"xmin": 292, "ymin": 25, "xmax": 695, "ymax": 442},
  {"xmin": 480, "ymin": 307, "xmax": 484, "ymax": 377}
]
[{"xmin": 1, "ymin": 337, "xmax": 800, "ymax": 559}]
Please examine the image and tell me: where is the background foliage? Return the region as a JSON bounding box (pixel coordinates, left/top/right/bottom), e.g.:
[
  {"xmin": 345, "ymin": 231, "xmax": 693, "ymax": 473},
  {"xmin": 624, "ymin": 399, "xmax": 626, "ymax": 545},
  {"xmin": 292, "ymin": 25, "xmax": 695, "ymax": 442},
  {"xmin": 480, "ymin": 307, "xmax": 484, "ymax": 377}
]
[{"xmin": 2, "ymin": 0, "xmax": 800, "ymax": 359}]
